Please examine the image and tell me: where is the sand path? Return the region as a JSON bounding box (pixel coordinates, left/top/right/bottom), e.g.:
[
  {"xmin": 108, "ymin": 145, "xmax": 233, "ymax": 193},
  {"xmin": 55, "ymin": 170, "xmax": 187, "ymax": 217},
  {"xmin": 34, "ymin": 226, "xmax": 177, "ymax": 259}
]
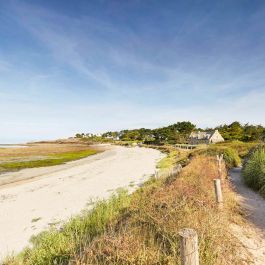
[
  {"xmin": 230, "ymin": 168, "xmax": 265, "ymax": 264},
  {"xmin": 0, "ymin": 145, "xmax": 163, "ymax": 258}
]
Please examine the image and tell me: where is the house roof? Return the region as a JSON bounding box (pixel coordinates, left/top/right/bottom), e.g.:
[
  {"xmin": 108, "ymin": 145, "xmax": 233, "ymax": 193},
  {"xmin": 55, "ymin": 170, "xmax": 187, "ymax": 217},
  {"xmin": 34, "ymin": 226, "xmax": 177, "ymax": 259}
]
[{"xmin": 189, "ymin": 130, "xmax": 217, "ymax": 140}]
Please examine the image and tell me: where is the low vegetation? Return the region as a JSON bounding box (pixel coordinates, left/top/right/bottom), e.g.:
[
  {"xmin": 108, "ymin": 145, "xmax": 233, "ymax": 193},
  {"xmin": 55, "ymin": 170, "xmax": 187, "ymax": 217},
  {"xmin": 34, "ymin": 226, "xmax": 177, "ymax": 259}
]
[
  {"xmin": 157, "ymin": 150, "xmax": 180, "ymax": 169},
  {"xmin": 192, "ymin": 145, "xmax": 241, "ymax": 169},
  {"xmin": 242, "ymin": 145, "xmax": 265, "ymax": 197},
  {"xmin": 145, "ymin": 144, "xmax": 190, "ymax": 170},
  {"xmin": 5, "ymin": 152, "xmax": 249, "ymax": 265},
  {"xmin": 0, "ymin": 149, "xmax": 98, "ymax": 173},
  {"xmin": 215, "ymin": 141, "xmax": 258, "ymax": 158}
]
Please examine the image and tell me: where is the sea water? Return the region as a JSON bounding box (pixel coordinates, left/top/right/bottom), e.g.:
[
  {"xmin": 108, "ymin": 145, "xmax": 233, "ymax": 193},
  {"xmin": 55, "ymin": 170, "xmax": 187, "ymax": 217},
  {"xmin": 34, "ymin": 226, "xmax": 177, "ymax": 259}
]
[{"xmin": 0, "ymin": 145, "xmax": 28, "ymax": 148}]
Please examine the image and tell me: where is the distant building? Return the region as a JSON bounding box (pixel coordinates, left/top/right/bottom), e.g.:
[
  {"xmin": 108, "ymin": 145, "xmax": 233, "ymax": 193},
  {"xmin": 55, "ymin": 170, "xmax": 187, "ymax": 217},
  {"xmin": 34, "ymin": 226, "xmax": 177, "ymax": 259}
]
[
  {"xmin": 188, "ymin": 130, "xmax": 224, "ymax": 145},
  {"xmin": 105, "ymin": 135, "xmax": 114, "ymax": 139},
  {"xmin": 103, "ymin": 134, "xmax": 120, "ymax": 140}
]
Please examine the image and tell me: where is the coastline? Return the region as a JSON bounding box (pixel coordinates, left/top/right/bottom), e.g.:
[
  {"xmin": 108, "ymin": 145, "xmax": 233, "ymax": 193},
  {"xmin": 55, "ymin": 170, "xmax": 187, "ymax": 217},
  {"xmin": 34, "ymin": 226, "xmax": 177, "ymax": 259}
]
[
  {"xmin": 0, "ymin": 147, "xmax": 109, "ymax": 189},
  {"xmin": 0, "ymin": 145, "xmax": 163, "ymax": 257},
  {"xmin": 0, "ymin": 142, "xmax": 105, "ymax": 176}
]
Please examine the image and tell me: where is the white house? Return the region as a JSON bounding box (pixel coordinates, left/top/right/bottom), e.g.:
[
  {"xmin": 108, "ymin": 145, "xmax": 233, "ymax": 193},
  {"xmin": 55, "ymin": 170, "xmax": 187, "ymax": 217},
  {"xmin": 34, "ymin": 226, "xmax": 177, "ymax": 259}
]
[{"xmin": 188, "ymin": 130, "xmax": 224, "ymax": 145}]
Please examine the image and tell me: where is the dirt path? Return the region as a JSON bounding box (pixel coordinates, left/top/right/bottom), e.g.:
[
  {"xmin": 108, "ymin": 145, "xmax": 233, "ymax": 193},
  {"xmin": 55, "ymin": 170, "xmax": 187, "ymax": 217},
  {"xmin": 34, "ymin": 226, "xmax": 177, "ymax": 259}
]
[
  {"xmin": 0, "ymin": 146, "xmax": 163, "ymax": 259},
  {"xmin": 230, "ymin": 168, "xmax": 265, "ymax": 264}
]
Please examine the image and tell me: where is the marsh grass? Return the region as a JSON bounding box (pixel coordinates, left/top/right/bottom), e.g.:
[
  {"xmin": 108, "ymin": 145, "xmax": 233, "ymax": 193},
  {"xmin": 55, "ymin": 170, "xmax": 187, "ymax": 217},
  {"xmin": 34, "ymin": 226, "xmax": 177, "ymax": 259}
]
[
  {"xmin": 0, "ymin": 150, "xmax": 98, "ymax": 172},
  {"xmin": 5, "ymin": 155, "xmax": 249, "ymax": 265}
]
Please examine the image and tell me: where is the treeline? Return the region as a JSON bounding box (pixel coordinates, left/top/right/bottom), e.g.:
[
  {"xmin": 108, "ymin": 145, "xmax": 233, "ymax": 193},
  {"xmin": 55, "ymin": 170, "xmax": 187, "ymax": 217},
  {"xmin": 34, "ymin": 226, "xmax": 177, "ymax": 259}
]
[
  {"xmin": 76, "ymin": 121, "xmax": 265, "ymax": 144},
  {"xmin": 216, "ymin": 122, "xmax": 265, "ymax": 142},
  {"xmin": 102, "ymin": 121, "xmax": 196, "ymax": 144}
]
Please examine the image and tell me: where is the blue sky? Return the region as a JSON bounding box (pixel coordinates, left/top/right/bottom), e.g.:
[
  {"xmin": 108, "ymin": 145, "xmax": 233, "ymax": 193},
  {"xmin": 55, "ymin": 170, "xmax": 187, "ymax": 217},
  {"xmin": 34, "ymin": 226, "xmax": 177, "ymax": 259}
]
[{"xmin": 1, "ymin": 0, "xmax": 265, "ymax": 143}]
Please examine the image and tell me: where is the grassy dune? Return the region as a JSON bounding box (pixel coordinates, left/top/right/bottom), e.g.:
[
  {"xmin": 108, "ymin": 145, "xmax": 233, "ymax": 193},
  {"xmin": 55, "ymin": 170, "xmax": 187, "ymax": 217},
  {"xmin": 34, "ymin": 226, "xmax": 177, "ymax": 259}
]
[{"xmin": 5, "ymin": 151, "xmax": 249, "ymax": 265}]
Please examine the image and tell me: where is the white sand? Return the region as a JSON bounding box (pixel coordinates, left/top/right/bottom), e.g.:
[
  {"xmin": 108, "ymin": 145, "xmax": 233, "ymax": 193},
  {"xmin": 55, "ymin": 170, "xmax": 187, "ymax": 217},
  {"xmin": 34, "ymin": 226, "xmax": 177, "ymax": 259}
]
[{"xmin": 0, "ymin": 146, "xmax": 163, "ymax": 258}]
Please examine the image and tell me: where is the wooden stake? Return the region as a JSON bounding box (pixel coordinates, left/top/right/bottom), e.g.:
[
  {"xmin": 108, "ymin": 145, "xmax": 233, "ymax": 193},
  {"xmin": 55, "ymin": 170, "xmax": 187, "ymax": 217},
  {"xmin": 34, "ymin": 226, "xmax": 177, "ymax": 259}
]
[
  {"xmin": 179, "ymin": 228, "xmax": 199, "ymax": 265},
  {"xmin": 216, "ymin": 154, "xmax": 224, "ymax": 179},
  {"xmin": 214, "ymin": 179, "xmax": 223, "ymax": 204}
]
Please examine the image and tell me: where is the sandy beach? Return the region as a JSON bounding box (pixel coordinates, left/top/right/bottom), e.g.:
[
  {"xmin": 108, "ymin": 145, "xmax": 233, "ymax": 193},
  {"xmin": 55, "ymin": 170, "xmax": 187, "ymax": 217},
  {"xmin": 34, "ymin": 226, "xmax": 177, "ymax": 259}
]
[{"xmin": 0, "ymin": 145, "xmax": 163, "ymax": 258}]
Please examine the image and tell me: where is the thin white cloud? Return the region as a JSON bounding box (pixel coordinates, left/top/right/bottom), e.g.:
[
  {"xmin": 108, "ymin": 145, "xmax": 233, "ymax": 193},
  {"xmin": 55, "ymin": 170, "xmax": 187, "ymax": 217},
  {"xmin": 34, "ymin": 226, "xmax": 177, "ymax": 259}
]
[
  {"xmin": 0, "ymin": 1, "xmax": 265, "ymax": 143},
  {"xmin": 9, "ymin": 0, "xmax": 265, "ymax": 99}
]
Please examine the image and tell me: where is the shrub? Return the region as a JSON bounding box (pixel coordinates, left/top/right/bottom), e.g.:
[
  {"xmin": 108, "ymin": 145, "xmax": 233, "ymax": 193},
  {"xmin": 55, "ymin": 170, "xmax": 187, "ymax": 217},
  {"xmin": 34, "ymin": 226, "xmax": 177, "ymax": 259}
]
[
  {"xmin": 216, "ymin": 141, "xmax": 258, "ymax": 158},
  {"xmin": 242, "ymin": 146, "xmax": 265, "ymax": 196},
  {"xmin": 222, "ymin": 147, "xmax": 241, "ymax": 168},
  {"xmin": 193, "ymin": 146, "xmax": 241, "ymax": 169},
  {"xmin": 242, "ymin": 144, "xmax": 265, "ymax": 166}
]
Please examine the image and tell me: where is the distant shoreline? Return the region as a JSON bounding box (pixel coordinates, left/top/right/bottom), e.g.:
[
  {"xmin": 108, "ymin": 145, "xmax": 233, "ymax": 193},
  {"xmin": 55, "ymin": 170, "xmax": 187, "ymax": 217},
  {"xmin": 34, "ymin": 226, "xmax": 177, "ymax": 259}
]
[
  {"xmin": 0, "ymin": 142, "xmax": 106, "ymax": 176},
  {"xmin": 0, "ymin": 144, "xmax": 29, "ymax": 148}
]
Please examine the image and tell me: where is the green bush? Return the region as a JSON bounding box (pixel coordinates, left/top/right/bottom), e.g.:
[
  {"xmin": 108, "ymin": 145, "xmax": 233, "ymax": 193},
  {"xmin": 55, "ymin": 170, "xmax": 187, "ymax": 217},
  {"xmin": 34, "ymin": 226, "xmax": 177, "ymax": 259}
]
[
  {"xmin": 194, "ymin": 146, "xmax": 241, "ymax": 169},
  {"xmin": 216, "ymin": 141, "xmax": 258, "ymax": 158},
  {"xmin": 222, "ymin": 147, "xmax": 241, "ymax": 168},
  {"xmin": 242, "ymin": 146, "xmax": 265, "ymax": 196},
  {"xmin": 242, "ymin": 144, "xmax": 265, "ymax": 166}
]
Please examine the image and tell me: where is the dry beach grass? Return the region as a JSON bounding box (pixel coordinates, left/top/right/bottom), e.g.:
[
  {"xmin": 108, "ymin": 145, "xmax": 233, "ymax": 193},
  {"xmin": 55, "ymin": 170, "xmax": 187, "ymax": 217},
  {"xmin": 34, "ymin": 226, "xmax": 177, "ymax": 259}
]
[{"xmin": 5, "ymin": 154, "xmax": 250, "ymax": 265}]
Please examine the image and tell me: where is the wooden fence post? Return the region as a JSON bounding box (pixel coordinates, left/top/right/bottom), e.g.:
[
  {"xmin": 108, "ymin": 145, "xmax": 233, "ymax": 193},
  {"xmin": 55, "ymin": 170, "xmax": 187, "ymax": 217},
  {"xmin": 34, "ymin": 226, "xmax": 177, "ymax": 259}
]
[
  {"xmin": 216, "ymin": 154, "xmax": 223, "ymax": 179},
  {"xmin": 213, "ymin": 179, "xmax": 223, "ymax": 205},
  {"xmin": 179, "ymin": 228, "xmax": 199, "ymax": 265}
]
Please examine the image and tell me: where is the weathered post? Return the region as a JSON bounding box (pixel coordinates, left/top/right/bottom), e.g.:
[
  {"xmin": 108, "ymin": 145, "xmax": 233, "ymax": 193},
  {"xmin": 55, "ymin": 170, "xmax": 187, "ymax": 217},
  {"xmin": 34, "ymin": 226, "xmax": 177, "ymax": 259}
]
[
  {"xmin": 177, "ymin": 163, "xmax": 182, "ymax": 173},
  {"xmin": 179, "ymin": 228, "xmax": 199, "ymax": 265},
  {"xmin": 213, "ymin": 179, "xmax": 223, "ymax": 205},
  {"xmin": 216, "ymin": 154, "xmax": 224, "ymax": 179}
]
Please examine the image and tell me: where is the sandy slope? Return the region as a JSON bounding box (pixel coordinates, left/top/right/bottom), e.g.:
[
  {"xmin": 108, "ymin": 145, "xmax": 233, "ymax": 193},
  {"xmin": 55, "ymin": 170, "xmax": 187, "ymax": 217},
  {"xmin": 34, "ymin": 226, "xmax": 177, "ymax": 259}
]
[
  {"xmin": 230, "ymin": 168, "xmax": 265, "ymax": 264},
  {"xmin": 0, "ymin": 145, "xmax": 163, "ymax": 258}
]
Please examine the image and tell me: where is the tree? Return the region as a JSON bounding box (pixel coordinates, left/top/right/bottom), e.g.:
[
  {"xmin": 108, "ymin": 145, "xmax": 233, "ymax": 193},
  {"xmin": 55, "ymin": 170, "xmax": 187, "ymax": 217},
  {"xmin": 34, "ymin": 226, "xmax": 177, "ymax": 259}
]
[
  {"xmin": 172, "ymin": 121, "xmax": 196, "ymax": 134},
  {"xmin": 216, "ymin": 122, "xmax": 244, "ymax": 141},
  {"xmin": 229, "ymin": 121, "xmax": 244, "ymax": 140},
  {"xmin": 75, "ymin": 133, "xmax": 83, "ymax": 138},
  {"xmin": 243, "ymin": 124, "xmax": 265, "ymax": 141}
]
